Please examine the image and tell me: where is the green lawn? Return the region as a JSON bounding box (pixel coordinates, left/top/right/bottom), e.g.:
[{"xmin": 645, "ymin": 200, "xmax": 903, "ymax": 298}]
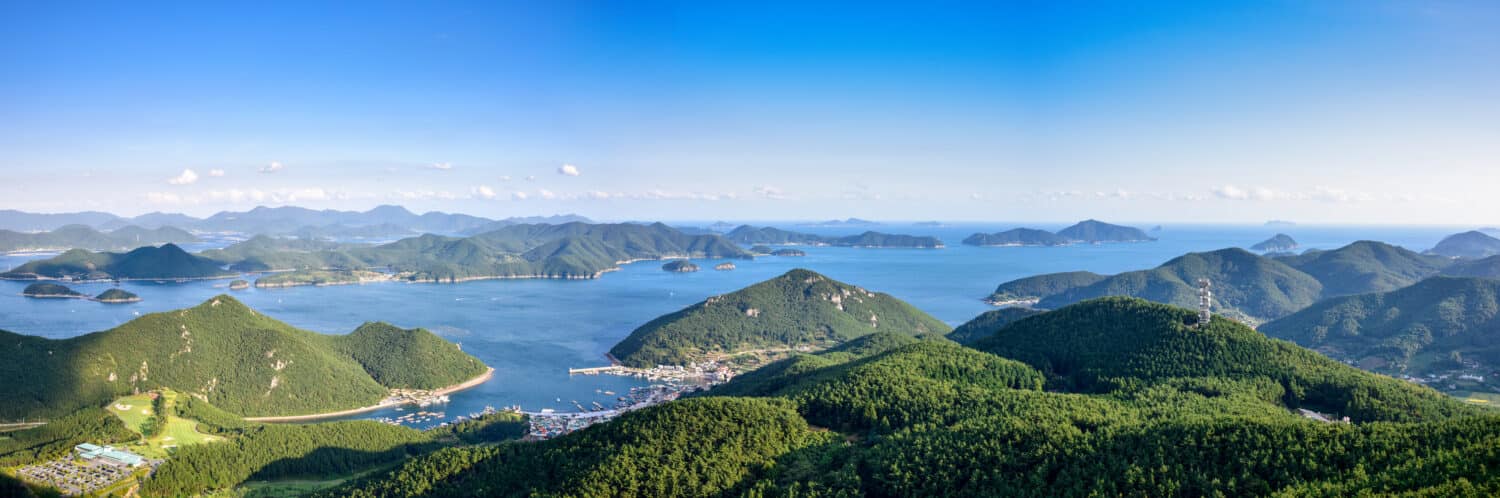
[
  {"xmin": 237, "ymin": 462, "xmax": 402, "ymax": 498},
  {"xmin": 107, "ymin": 391, "xmax": 225, "ymax": 458},
  {"xmin": 1453, "ymin": 390, "xmax": 1500, "ymax": 408}
]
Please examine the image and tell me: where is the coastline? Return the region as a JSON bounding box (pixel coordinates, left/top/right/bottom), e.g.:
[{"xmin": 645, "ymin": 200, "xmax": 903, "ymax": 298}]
[{"xmin": 243, "ymin": 367, "xmax": 495, "ymax": 423}]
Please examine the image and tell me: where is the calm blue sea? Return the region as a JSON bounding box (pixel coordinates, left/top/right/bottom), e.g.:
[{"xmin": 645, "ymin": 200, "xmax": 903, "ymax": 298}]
[{"xmin": 0, "ymin": 223, "xmax": 1469, "ymax": 427}]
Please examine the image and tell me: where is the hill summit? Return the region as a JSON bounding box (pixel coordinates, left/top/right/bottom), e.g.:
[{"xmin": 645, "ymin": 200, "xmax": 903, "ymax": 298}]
[{"xmin": 608, "ymin": 269, "xmax": 950, "ymax": 367}]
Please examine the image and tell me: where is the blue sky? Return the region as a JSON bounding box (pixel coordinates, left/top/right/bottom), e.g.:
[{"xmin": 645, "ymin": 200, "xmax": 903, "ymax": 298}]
[{"xmin": 2, "ymin": 1, "xmax": 1497, "ymax": 223}]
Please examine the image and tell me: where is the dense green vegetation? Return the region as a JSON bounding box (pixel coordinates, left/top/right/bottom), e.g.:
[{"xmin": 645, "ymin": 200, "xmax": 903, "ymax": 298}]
[
  {"xmin": 961, "ymin": 228, "xmax": 1070, "ymax": 246},
  {"xmin": 991, "ymin": 241, "xmax": 1457, "ymax": 324},
  {"xmin": 0, "ymin": 407, "xmax": 135, "ymax": 467},
  {"xmin": 19, "ymin": 283, "xmax": 84, "ymax": 299},
  {"xmin": 0, "ymin": 295, "xmax": 485, "ymax": 420},
  {"xmin": 661, "ymin": 260, "xmax": 699, "ymax": 272},
  {"xmin": 1260, "ymin": 276, "xmax": 1500, "ymax": 379},
  {"xmin": 1427, "ymin": 230, "xmax": 1500, "ymax": 259},
  {"xmin": 93, "ymin": 288, "xmax": 140, "ymax": 303},
  {"xmin": 724, "ymin": 225, "xmax": 943, "ymax": 248},
  {"xmin": 1445, "ymin": 254, "xmax": 1500, "ymax": 279},
  {"xmin": 769, "ymin": 248, "xmax": 805, "ymax": 257},
  {"xmin": 1251, "ymin": 233, "xmax": 1298, "ymax": 252},
  {"xmin": 0, "ymin": 224, "xmax": 196, "ymax": 253},
  {"xmin": 1, "ymin": 243, "xmax": 235, "ymax": 280},
  {"xmin": 333, "ymin": 322, "xmax": 488, "ymax": 389},
  {"xmin": 324, "ymin": 298, "xmax": 1497, "ymax": 497},
  {"xmin": 946, "ymin": 307, "xmax": 1042, "ymax": 344},
  {"xmin": 609, "ymin": 269, "xmax": 950, "ymax": 367},
  {"xmin": 1056, "ymin": 219, "xmax": 1155, "ymax": 242}
]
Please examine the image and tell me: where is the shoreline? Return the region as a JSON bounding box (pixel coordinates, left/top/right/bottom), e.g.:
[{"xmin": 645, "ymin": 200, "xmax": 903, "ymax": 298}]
[{"xmin": 243, "ymin": 367, "xmax": 495, "ymax": 423}]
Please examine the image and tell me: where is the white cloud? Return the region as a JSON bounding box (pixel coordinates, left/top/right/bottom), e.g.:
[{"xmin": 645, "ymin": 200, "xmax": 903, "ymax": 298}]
[
  {"xmin": 753, "ymin": 185, "xmax": 787, "ymax": 200},
  {"xmin": 538, "ymin": 189, "xmax": 558, "ymax": 200},
  {"xmin": 259, "ymin": 161, "xmax": 284, "ymax": 173},
  {"xmin": 499, "ymin": 175, "xmax": 512, "ymax": 182},
  {"xmin": 167, "ymin": 169, "xmax": 199, "ymax": 185},
  {"xmin": 428, "ymin": 162, "xmax": 453, "ymax": 171},
  {"xmin": 512, "ymin": 191, "xmax": 530, "ymax": 200},
  {"xmin": 207, "ymin": 169, "xmax": 226, "ymax": 177},
  {"xmin": 586, "ymin": 191, "xmax": 615, "ymax": 200},
  {"xmin": 145, "ymin": 187, "xmax": 367, "ymax": 206},
  {"xmin": 1212, "ymin": 185, "xmax": 1250, "ymax": 200},
  {"xmin": 525, "ymin": 175, "xmax": 537, "ymax": 181},
  {"xmin": 558, "ymin": 163, "xmax": 581, "ymax": 176},
  {"xmin": 472, "ymin": 185, "xmax": 497, "ymax": 200},
  {"xmin": 390, "ymin": 190, "xmax": 460, "ymax": 201},
  {"xmin": 970, "ymin": 193, "xmax": 984, "ymax": 200}
]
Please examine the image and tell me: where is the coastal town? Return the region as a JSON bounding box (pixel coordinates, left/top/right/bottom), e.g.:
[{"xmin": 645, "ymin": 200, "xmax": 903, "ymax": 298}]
[{"xmin": 12, "ymin": 444, "xmax": 155, "ymax": 496}]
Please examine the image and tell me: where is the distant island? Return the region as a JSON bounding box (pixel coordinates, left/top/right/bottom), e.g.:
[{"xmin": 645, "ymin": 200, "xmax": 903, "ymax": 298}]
[
  {"xmin": 1265, "ymin": 220, "xmax": 1297, "ymax": 226},
  {"xmin": 725, "ymin": 225, "xmax": 943, "ymax": 248},
  {"xmin": 21, "ymin": 282, "xmax": 87, "ymax": 299},
  {"xmin": 94, "ymin": 288, "xmax": 141, "ymax": 303},
  {"xmin": 963, "ymin": 220, "xmax": 1153, "ymax": 247},
  {"xmin": 6, "ymin": 222, "xmax": 752, "ymax": 283},
  {"xmin": 608, "ymin": 269, "xmax": 950, "ymax": 367},
  {"xmin": 962, "ymin": 228, "xmax": 1070, "ymax": 247},
  {"xmin": 255, "ymin": 269, "xmax": 389, "ymax": 288},
  {"xmin": 0, "ymin": 295, "xmax": 487, "ymax": 420},
  {"xmin": 770, "ymin": 248, "xmax": 806, "ymax": 257},
  {"xmin": 662, "ymin": 260, "xmax": 700, "ymax": 273},
  {"xmin": 1426, "ymin": 230, "xmax": 1500, "ymax": 259},
  {"xmin": 1, "ymin": 243, "xmax": 236, "ymax": 281},
  {"xmin": 1251, "ymin": 233, "xmax": 1299, "ymax": 252},
  {"xmin": 748, "ymin": 245, "xmax": 774, "ymax": 255},
  {"xmin": 21, "ymin": 283, "xmax": 140, "ymax": 303},
  {"xmin": 228, "ymin": 279, "xmax": 250, "ymax": 290}
]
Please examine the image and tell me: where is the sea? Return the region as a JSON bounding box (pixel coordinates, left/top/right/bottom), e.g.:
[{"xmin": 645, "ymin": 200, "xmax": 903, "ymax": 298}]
[{"xmin": 0, "ymin": 222, "xmax": 1471, "ymax": 427}]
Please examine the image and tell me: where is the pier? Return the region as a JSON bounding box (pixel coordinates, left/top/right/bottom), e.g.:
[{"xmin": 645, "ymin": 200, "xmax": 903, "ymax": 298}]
[{"xmin": 568, "ymin": 365, "xmax": 624, "ymax": 375}]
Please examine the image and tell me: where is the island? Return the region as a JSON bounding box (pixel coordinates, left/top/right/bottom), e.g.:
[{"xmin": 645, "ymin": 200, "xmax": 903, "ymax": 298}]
[
  {"xmin": 21, "ymin": 282, "xmax": 87, "ymax": 299},
  {"xmin": 228, "ymin": 279, "xmax": 250, "ymax": 290},
  {"xmin": 1055, "ymin": 219, "xmax": 1155, "ymax": 243},
  {"xmin": 1, "ymin": 243, "xmax": 237, "ymax": 281},
  {"xmin": 748, "ymin": 245, "xmax": 774, "ymax": 255},
  {"xmin": 662, "ymin": 260, "xmax": 700, "ymax": 273},
  {"xmin": 797, "ymin": 217, "xmax": 881, "ymax": 227},
  {"xmin": 1426, "ymin": 230, "xmax": 1500, "ymax": 259},
  {"xmin": 1251, "ymin": 233, "xmax": 1299, "ymax": 252},
  {"xmin": 254, "ymin": 269, "xmax": 389, "ymax": 288},
  {"xmin": 770, "ymin": 248, "xmax": 806, "ymax": 257},
  {"xmin": 0, "ymin": 224, "xmax": 198, "ymax": 253},
  {"xmin": 93, "ymin": 288, "xmax": 141, "ymax": 303},
  {"xmin": 714, "ymin": 262, "xmax": 736, "ymax": 271},
  {"xmin": 962, "ymin": 228, "xmax": 1070, "ymax": 247},
  {"xmin": 608, "ymin": 269, "xmax": 950, "ymax": 367},
  {"xmin": 725, "ymin": 225, "xmax": 943, "ymax": 248}
]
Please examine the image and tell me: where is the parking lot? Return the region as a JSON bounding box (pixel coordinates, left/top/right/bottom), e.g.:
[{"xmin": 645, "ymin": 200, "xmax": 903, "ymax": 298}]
[{"xmin": 16, "ymin": 458, "xmax": 131, "ymax": 495}]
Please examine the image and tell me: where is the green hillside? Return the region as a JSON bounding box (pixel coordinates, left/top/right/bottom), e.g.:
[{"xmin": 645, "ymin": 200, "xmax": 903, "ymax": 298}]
[
  {"xmin": 94, "ymin": 288, "xmax": 140, "ymax": 303},
  {"xmin": 608, "ymin": 269, "xmax": 951, "ymax": 367},
  {"xmin": 990, "ymin": 241, "xmax": 1456, "ymax": 324},
  {"xmin": 21, "ymin": 282, "xmax": 84, "ymax": 298},
  {"xmin": 947, "ymin": 307, "xmax": 1042, "ymax": 344},
  {"xmin": 324, "ymin": 298, "xmax": 1494, "ymax": 498},
  {"xmin": 962, "ymin": 228, "xmax": 1071, "ymax": 246},
  {"xmin": 1260, "ymin": 276, "xmax": 1500, "ymax": 380},
  {"xmin": 0, "ymin": 224, "xmax": 197, "ymax": 253},
  {"xmin": 1250, "ymin": 233, "xmax": 1298, "ymax": 252},
  {"xmin": 2, "ymin": 243, "xmax": 235, "ymax": 280},
  {"xmin": 1277, "ymin": 240, "xmax": 1452, "ymax": 297},
  {"xmin": 1035, "ymin": 248, "xmax": 1323, "ymax": 324},
  {"xmin": 0, "ymin": 295, "xmax": 485, "ymax": 419},
  {"xmin": 1445, "ymin": 254, "xmax": 1500, "ymax": 278}
]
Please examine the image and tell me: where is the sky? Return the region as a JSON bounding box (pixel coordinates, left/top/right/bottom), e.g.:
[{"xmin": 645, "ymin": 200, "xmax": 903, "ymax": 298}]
[{"xmin": 1, "ymin": 1, "xmax": 1497, "ymax": 224}]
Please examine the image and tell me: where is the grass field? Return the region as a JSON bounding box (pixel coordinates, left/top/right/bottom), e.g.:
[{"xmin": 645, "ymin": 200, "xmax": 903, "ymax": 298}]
[
  {"xmin": 1453, "ymin": 390, "xmax": 1500, "ymax": 408},
  {"xmin": 237, "ymin": 462, "xmax": 401, "ymax": 498},
  {"xmin": 106, "ymin": 390, "xmax": 224, "ymax": 458}
]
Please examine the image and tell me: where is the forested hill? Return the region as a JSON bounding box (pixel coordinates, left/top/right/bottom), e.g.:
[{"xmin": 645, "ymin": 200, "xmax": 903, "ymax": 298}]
[
  {"xmin": 1260, "ymin": 276, "xmax": 1500, "ymax": 379},
  {"xmin": 988, "ymin": 241, "xmax": 1456, "ymax": 324},
  {"xmin": 608, "ymin": 269, "xmax": 950, "ymax": 367},
  {"xmin": 322, "ymin": 298, "xmax": 1494, "ymax": 498},
  {"xmin": 1, "ymin": 243, "xmax": 234, "ymax": 280},
  {"xmin": 1426, "ymin": 230, "xmax": 1500, "ymax": 259},
  {"xmin": 0, "ymin": 224, "xmax": 197, "ymax": 253},
  {"xmin": 724, "ymin": 225, "xmax": 943, "ymax": 248},
  {"xmin": 1056, "ymin": 219, "xmax": 1155, "ymax": 242},
  {"xmin": 6, "ymin": 222, "xmax": 750, "ymax": 282},
  {"xmin": 0, "ymin": 295, "xmax": 485, "ymax": 419}
]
